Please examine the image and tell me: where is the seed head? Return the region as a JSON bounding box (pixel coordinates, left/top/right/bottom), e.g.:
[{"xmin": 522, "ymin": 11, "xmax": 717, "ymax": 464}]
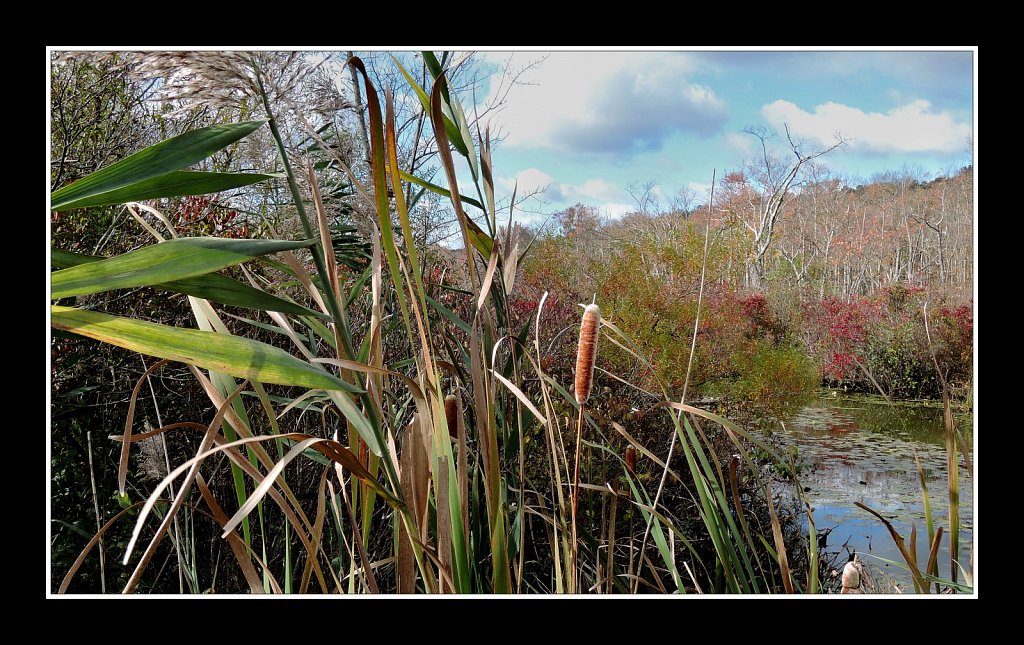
[
  {"xmin": 625, "ymin": 446, "xmax": 637, "ymax": 477},
  {"xmin": 444, "ymin": 394, "xmax": 459, "ymax": 440},
  {"xmin": 574, "ymin": 303, "xmax": 601, "ymax": 404}
]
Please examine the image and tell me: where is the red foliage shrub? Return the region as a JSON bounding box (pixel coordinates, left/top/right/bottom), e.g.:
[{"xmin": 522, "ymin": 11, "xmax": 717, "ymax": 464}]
[
  {"xmin": 934, "ymin": 301, "xmax": 973, "ymax": 386},
  {"xmin": 800, "ymin": 287, "xmax": 972, "ymax": 396},
  {"xmin": 740, "ymin": 292, "xmax": 786, "ymax": 342},
  {"xmin": 801, "ymin": 296, "xmax": 883, "ymax": 381}
]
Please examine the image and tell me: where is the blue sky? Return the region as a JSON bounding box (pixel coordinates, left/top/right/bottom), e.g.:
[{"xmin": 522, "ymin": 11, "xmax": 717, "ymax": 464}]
[{"xmin": 458, "ymin": 48, "xmax": 975, "ymax": 224}]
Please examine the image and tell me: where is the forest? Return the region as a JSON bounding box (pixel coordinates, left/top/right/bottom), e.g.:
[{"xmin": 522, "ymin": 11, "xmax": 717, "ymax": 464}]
[{"xmin": 49, "ymin": 51, "xmax": 974, "ymax": 595}]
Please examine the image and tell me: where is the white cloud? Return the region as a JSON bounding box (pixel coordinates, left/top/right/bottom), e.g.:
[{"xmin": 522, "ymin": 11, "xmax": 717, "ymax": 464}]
[
  {"xmin": 761, "ymin": 99, "xmax": 971, "ymax": 154},
  {"xmin": 494, "ymin": 168, "xmax": 725, "ymax": 220},
  {"xmin": 481, "ymin": 52, "xmax": 728, "ymax": 154},
  {"xmin": 724, "ymin": 132, "xmax": 754, "ymax": 157},
  {"xmin": 600, "ymin": 202, "xmax": 634, "ymax": 219},
  {"xmin": 493, "ymin": 169, "xmax": 643, "ymax": 220},
  {"xmin": 687, "ymin": 181, "xmax": 712, "ymax": 203},
  {"xmin": 550, "ymin": 178, "xmax": 635, "ymax": 219},
  {"xmin": 495, "ymin": 170, "xmax": 628, "ymax": 205},
  {"xmin": 555, "ymin": 178, "xmax": 620, "ymax": 203},
  {"xmin": 495, "ymin": 167, "xmax": 553, "ymax": 196}
]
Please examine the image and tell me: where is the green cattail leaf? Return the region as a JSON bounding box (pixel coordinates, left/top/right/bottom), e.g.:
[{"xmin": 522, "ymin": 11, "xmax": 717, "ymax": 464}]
[
  {"xmin": 425, "ymin": 293, "xmax": 471, "ymax": 334},
  {"xmin": 390, "ymin": 54, "xmax": 433, "ymax": 115},
  {"xmin": 448, "ymin": 88, "xmax": 478, "ymax": 180},
  {"xmin": 422, "ymin": 52, "xmax": 449, "ymax": 104},
  {"xmin": 54, "ymin": 171, "xmax": 279, "ymax": 211},
  {"xmin": 391, "ymin": 55, "xmax": 467, "ymax": 157},
  {"xmin": 52, "ymin": 248, "xmax": 328, "ymax": 320},
  {"xmin": 51, "ymin": 237, "xmax": 314, "ymax": 300},
  {"xmin": 50, "ymin": 305, "xmax": 362, "ymax": 394},
  {"xmin": 51, "ymin": 120, "xmax": 267, "ymax": 211},
  {"xmin": 420, "ymin": 52, "xmax": 468, "ymax": 156},
  {"xmin": 398, "ymin": 170, "xmax": 484, "ymax": 211}
]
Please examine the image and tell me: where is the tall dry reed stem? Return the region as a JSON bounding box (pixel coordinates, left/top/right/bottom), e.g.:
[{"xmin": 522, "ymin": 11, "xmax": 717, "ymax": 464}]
[{"xmin": 633, "ymin": 170, "xmax": 716, "ymax": 593}]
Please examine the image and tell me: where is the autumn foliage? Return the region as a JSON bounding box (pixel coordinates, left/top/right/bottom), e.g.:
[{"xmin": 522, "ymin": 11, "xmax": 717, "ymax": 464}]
[{"xmin": 518, "ymin": 172, "xmax": 973, "ymax": 410}]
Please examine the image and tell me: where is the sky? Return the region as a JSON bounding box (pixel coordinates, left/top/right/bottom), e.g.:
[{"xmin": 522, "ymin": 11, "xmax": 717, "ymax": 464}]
[{"xmin": 454, "ymin": 48, "xmax": 975, "ymax": 225}]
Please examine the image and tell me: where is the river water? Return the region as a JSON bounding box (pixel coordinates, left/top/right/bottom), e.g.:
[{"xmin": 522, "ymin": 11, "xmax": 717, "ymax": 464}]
[{"xmin": 776, "ymin": 394, "xmax": 974, "ymax": 593}]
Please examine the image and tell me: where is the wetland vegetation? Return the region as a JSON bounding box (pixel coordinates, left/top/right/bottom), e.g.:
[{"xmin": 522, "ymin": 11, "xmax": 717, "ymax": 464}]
[{"xmin": 49, "ymin": 51, "xmax": 974, "ymax": 595}]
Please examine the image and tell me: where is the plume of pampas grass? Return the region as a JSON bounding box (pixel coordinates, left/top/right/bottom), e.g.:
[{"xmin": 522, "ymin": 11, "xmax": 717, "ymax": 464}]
[{"xmin": 51, "ymin": 51, "xmax": 344, "ymax": 117}]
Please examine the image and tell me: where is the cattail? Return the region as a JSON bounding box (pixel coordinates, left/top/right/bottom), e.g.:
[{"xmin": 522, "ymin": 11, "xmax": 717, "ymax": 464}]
[
  {"xmin": 574, "ymin": 304, "xmax": 601, "ymax": 404},
  {"xmin": 625, "ymin": 446, "xmax": 637, "ymax": 477},
  {"xmin": 445, "ymin": 394, "xmax": 459, "ymax": 440}
]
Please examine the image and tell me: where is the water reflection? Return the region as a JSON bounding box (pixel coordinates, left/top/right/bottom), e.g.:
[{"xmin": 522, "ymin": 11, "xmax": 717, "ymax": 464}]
[{"xmin": 775, "ymin": 396, "xmax": 974, "ymax": 592}]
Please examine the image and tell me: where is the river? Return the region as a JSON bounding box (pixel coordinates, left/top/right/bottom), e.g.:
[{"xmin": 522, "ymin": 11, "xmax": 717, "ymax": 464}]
[{"xmin": 776, "ymin": 393, "xmax": 974, "ymax": 593}]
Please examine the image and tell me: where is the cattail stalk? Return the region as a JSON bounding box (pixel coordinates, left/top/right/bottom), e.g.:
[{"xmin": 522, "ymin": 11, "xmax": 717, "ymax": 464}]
[
  {"xmin": 571, "ymin": 303, "xmax": 600, "ymax": 592},
  {"xmin": 446, "ymin": 393, "xmax": 470, "ymax": 555},
  {"xmin": 608, "ymin": 445, "xmax": 636, "ymax": 593}
]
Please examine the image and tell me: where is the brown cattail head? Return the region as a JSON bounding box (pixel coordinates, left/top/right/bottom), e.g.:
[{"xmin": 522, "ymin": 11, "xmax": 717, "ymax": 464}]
[
  {"xmin": 444, "ymin": 394, "xmax": 459, "ymax": 440},
  {"xmin": 625, "ymin": 446, "xmax": 637, "ymax": 477},
  {"xmin": 574, "ymin": 303, "xmax": 601, "ymax": 404}
]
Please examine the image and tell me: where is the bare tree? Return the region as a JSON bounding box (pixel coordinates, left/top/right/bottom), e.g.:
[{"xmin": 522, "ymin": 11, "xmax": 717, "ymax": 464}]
[
  {"xmin": 626, "ymin": 179, "xmax": 661, "ymax": 216},
  {"xmin": 670, "ymin": 185, "xmax": 696, "ymax": 218},
  {"xmin": 735, "ymin": 125, "xmax": 846, "ymax": 289}
]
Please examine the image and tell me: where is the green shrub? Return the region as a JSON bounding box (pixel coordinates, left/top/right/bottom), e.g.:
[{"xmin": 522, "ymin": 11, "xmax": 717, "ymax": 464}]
[
  {"xmin": 863, "ymin": 319, "xmax": 931, "ymax": 398},
  {"xmin": 721, "ymin": 340, "xmax": 817, "ymax": 416}
]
